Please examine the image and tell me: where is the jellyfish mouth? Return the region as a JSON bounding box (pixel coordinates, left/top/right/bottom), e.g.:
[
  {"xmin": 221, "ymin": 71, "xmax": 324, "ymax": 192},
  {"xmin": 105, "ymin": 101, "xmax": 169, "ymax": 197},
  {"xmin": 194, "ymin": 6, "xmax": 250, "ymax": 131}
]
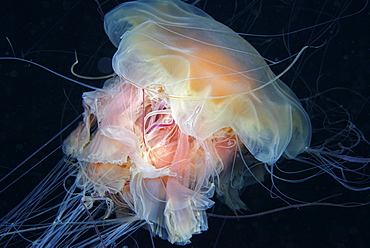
[{"xmin": 63, "ymin": 79, "xmax": 246, "ymax": 244}]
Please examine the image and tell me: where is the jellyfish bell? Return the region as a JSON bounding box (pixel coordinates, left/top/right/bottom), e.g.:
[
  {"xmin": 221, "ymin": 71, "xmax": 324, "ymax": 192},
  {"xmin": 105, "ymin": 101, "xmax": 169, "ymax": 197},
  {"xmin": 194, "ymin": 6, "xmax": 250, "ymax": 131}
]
[
  {"xmin": 105, "ymin": 0, "xmax": 312, "ymax": 162},
  {"xmin": 1, "ymin": 0, "xmax": 369, "ymax": 247}
]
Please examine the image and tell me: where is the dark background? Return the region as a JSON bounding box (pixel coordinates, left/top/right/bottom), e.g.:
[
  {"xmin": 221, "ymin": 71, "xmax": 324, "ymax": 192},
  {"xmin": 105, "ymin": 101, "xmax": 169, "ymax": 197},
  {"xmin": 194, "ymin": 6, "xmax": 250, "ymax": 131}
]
[{"xmin": 0, "ymin": 0, "xmax": 369, "ymax": 247}]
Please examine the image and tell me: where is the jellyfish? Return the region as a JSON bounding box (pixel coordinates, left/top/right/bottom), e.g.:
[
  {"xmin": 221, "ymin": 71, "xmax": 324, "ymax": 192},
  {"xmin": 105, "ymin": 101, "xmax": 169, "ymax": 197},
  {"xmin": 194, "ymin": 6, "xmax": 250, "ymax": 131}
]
[
  {"xmin": 0, "ymin": 0, "xmax": 369, "ymax": 247},
  {"xmin": 58, "ymin": 0, "xmax": 315, "ymax": 244}
]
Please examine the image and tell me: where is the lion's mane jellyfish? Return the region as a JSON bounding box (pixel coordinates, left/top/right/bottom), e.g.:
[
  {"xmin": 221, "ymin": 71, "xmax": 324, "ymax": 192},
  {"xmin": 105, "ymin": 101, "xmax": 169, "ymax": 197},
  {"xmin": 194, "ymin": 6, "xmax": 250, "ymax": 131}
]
[
  {"xmin": 62, "ymin": 0, "xmax": 311, "ymax": 244},
  {"xmin": 2, "ymin": 0, "xmax": 369, "ymax": 247}
]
